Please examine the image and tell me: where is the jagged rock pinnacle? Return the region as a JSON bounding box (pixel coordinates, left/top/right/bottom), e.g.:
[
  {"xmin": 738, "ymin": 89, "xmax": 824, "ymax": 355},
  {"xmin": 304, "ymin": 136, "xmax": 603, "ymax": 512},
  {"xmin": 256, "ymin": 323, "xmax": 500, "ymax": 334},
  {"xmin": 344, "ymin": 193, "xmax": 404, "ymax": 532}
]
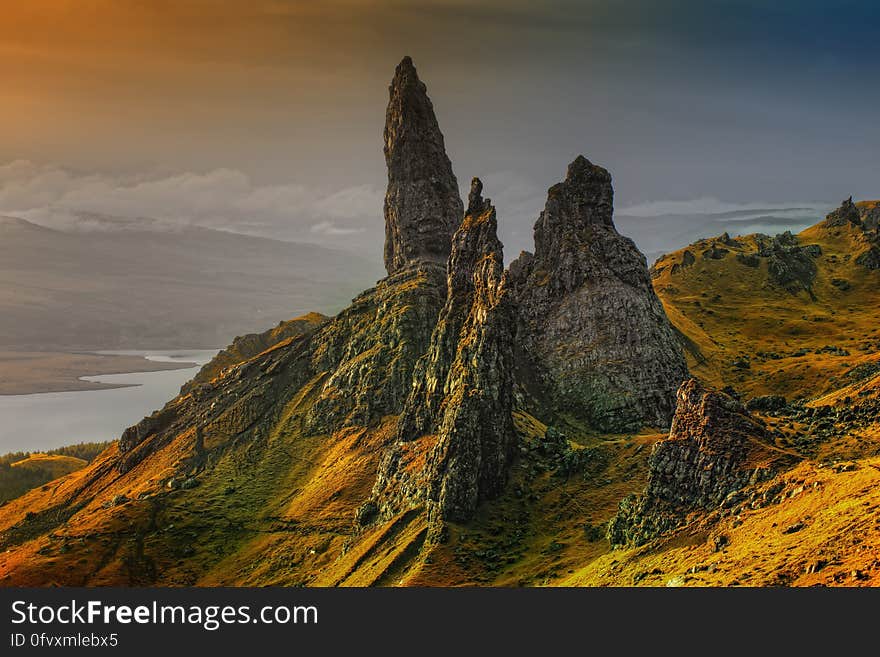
[
  {"xmin": 824, "ymin": 196, "xmax": 862, "ymax": 227},
  {"xmin": 509, "ymin": 155, "xmax": 687, "ymax": 432},
  {"xmin": 467, "ymin": 177, "xmax": 490, "ymax": 216},
  {"xmin": 383, "ymin": 57, "xmax": 463, "ymax": 275},
  {"xmin": 607, "ymin": 379, "xmax": 793, "ymax": 547},
  {"xmin": 375, "ymin": 181, "xmax": 515, "ymax": 525},
  {"xmin": 533, "ymin": 155, "xmax": 614, "ymax": 258}
]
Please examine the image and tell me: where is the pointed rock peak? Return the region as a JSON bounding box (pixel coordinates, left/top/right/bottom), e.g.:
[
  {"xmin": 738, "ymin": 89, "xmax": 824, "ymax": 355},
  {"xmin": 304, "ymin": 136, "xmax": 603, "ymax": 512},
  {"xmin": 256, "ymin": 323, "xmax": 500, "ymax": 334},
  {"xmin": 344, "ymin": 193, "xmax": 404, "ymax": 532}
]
[
  {"xmin": 542, "ymin": 155, "xmax": 614, "ymax": 234},
  {"xmin": 530, "ymin": 154, "xmax": 615, "ymax": 261},
  {"xmin": 509, "ymin": 152, "xmax": 687, "ymax": 433},
  {"xmin": 466, "ymin": 177, "xmax": 492, "ymax": 217},
  {"xmin": 457, "ymin": 180, "xmax": 502, "ymax": 257},
  {"xmin": 565, "ymin": 154, "xmax": 607, "ymax": 181},
  {"xmin": 398, "ymin": 55, "xmax": 415, "ymax": 72},
  {"xmin": 383, "ymin": 57, "xmax": 463, "ymax": 275},
  {"xmin": 389, "ymin": 56, "xmax": 420, "ymax": 96}
]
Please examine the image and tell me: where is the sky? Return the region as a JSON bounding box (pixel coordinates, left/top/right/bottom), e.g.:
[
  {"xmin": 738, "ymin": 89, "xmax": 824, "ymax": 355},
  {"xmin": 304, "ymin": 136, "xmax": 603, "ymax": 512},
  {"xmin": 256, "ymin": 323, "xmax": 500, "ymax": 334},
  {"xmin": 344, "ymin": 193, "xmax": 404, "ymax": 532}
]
[{"xmin": 1, "ymin": 0, "xmax": 878, "ymax": 260}]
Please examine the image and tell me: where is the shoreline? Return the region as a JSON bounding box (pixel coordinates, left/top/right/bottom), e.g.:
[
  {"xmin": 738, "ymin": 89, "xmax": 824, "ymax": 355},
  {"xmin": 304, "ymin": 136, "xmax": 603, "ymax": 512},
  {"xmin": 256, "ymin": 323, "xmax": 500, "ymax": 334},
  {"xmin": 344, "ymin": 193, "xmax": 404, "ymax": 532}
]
[{"xmin": 0, "ymin": 351, "xmax": 200, "ymax": 396}]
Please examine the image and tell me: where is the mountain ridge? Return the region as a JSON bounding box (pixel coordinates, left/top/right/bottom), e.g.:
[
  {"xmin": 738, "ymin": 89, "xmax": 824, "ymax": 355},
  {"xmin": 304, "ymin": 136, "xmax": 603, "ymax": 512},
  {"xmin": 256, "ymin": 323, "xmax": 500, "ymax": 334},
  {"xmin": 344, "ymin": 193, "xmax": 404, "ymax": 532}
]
[{"xmin": 0, "ymin": 214, "xmax": 383, "ymax": 351}]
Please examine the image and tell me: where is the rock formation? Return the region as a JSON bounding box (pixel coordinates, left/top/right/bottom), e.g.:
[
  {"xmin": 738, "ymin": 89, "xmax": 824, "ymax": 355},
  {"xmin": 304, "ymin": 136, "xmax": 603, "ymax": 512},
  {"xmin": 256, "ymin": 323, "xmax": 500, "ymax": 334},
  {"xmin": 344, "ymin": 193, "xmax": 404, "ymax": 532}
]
[
  {"xmin": 607, "ymin": 379, "xmax": 792, "ymax": 547},
  {"xmin": 822, "ymin": 198, "xmax": 880, "ymax": 271},
  {"xmin": 824, "ymin": 196, "xmax": 862, "ymax": 227},
  {"xmin": 860, "ymin": 202, "xmax": 880, "ymax": 232},
  {"xmin": 373, "ymin": 179, "xmax": 516, "ymax": 525},
  {"xmin": 0, "ymin": 57, "xmax": 726, "ymax": 587},
  {"xmin": 383, "ymin": 56, "xmax": 463, "ymax": 275},
  {"xmin": 756, "ymin": 231, "xmax": 820, "ymax": 294},
  {"xmin": 509, "ymin": 156, "xmax": 687, "ymax": 432},
  {"xmin": 306, "ymin": 57, "xmax": 462, "ymax": 432}
]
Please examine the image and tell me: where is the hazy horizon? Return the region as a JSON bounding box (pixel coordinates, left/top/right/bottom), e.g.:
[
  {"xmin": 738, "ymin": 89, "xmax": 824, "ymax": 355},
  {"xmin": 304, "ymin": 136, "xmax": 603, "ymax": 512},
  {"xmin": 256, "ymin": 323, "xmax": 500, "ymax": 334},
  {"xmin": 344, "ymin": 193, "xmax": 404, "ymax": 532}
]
[{"xmin": 1, "ymin": 1, "xmax": 877, "ymax": 261}]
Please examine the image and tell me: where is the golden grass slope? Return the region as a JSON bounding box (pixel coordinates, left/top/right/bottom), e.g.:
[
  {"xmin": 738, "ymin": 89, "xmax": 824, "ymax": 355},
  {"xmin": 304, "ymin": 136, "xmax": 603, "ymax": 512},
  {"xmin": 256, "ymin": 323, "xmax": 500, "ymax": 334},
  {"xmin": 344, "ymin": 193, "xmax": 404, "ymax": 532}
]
[
  {"xmin": 653, "ymin": 217, "xmax": 880, "ymax": 401},
  {"xmin": 566, "ymin": 456, "xmax": 880, "ymax": 587}
]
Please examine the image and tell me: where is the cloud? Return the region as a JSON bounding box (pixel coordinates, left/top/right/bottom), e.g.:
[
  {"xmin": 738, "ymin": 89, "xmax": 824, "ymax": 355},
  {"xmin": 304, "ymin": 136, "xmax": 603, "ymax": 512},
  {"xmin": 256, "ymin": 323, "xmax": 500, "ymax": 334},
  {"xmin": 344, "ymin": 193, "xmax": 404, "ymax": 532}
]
[
  {"xmin": 310, "ymin": 220, "xmax": 366, "ymax": 236},
  {"xmin": 312, "ymin": 185, "xmax": 384, "ymax": 220},
  {"xmin": 618, "ymin": 196, "xmax": 829, "ymax": 218},
  {"xmin": 0, "ymin": 160, "xmax": 383, "ymax": 251}
]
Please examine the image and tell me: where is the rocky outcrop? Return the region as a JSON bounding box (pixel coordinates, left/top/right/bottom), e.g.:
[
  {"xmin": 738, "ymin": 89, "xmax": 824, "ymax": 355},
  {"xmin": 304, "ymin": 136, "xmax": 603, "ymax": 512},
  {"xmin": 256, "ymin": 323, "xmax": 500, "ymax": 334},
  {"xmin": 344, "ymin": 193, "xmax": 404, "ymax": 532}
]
[
  {"xmin": 856, "ymin": 247, "xmax": 880, "ymax": 270},
  {"xmin": 373, "ymin": 179, "xmax": 516, "ymax": 524},
  {"xmin": 852, "ymin": 202, "xmax": 880, "ymax": 270},
  {"xmin": 607, "ymin": 379, "xmax": 793, "ymax": 547},
  {"xmin": 383, "ymin": 56, "xmax": 463, "ymax": 275},
  {"xmin": 757, "ymin": 232, "xmax": 820, "ymax": 294},
  {"xmin": 824, "ymin": 197, "xmax": 862, "ymax": 227},
  {"xmin": 305, "ymin": 265, "xmax": 447, "ymax": 432},
  {"xmin": 509, "ymin": 156, "xmax": 687, "ymax": 432},
  {"xmin": 859, "ymin": 202, "xmax": 880, "ymax": 232}
]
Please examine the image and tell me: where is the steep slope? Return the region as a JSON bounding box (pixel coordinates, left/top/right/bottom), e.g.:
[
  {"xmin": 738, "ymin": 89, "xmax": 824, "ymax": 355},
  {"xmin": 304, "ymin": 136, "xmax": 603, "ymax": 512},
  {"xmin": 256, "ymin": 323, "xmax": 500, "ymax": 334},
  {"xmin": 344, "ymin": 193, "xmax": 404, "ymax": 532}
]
[
  {"xmin": 184, "ymin": 313, "xmax": 328, "ymax": 391},
  {"xmin": 0, "ymin": 57, "xmax": 458, "ymax": 587},
  {"xmin": 509, "ymin": 156, "xmax": 687, "ymax": 432}
]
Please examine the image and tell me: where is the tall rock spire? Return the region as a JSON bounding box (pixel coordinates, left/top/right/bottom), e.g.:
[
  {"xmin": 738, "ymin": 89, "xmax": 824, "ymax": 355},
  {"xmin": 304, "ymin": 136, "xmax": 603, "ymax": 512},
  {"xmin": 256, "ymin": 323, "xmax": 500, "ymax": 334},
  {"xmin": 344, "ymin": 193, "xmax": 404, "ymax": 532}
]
[
  {"xmin": 373, "ymin": 179, "xmax": 516, "ymax": 525},
  {"xmin": 383, "ymin": 56, "xmax": 463, "ymax": 275}
]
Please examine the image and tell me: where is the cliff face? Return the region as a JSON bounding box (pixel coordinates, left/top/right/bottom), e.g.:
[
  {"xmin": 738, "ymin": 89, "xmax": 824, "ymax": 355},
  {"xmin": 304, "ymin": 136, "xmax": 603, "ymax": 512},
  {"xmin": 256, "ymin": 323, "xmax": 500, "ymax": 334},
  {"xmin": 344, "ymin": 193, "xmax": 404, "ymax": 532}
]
[
  {"xmin": 509, "ymin": 156, "xmax": 687, "ymax": 432},
  {"xmin": 374, "ymin": 179, "xmax": 516, "ymax": 526},
  {"xmin": 383, "ymin": 56, "xmax": 463, "ymax": 276},
  {"xmin": 607, "ymin": 379, "xmax": 793, "ymax": 547}
]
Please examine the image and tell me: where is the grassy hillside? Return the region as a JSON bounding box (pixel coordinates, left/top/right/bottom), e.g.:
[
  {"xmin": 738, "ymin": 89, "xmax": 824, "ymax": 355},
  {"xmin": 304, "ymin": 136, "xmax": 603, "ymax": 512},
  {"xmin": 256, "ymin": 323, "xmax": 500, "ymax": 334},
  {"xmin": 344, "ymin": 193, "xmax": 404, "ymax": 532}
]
[
  {"xmin": 0, "ymin": 442, "xmax": 110, "ymax": 504},
  {"xmin": 184, "ymin": 313, "xmax": 328, "ymax": 391},
  {"xmin": 652, "ymin": 213, "xmax": 880, "ymax": 402}
]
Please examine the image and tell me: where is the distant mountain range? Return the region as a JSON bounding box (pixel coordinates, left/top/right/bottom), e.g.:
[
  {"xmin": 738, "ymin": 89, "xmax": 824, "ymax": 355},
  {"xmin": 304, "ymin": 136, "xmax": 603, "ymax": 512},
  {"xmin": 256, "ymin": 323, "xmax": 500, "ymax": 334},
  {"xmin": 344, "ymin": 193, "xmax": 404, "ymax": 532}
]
[
  {"xmin": 616, "ymin": 204, "xmax": 832, "ymax": 267},
  {"xmin": 0, "ymin": 215, "xmax": 383, "ymax": 350}
]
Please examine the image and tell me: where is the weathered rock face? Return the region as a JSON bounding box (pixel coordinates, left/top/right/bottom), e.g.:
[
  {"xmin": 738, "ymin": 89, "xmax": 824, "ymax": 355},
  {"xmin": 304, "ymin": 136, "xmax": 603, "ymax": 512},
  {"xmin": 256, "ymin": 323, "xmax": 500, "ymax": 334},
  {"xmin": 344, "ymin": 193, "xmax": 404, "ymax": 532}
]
[
  {"xmin": 305, "ymin": 265, "xmax": 447, "ymax": 433},
  {"xmin": 856, "ymin": 247, "xmax": 880, "ymax": 270},
  {"xmin": 383, "ymin": 56, "xmax": 463, "ymax": 275},
  {"xmin": 860, "ymin": 202, "xmax": 880, "ymax": 232},
  {"xmin": 509, "ymin": 156, "xmax": 687, "ymax": 432},
  {"xmin": 607, "ymin": 379, "xmax": 792, "ymax": 547},
  {"xmin": 373, "ymin": 179, "xmax": 516, "ymax": 524},
  {"xmin": 824, "ymin": 196, "xmax": 862, "ymax": 227}
]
